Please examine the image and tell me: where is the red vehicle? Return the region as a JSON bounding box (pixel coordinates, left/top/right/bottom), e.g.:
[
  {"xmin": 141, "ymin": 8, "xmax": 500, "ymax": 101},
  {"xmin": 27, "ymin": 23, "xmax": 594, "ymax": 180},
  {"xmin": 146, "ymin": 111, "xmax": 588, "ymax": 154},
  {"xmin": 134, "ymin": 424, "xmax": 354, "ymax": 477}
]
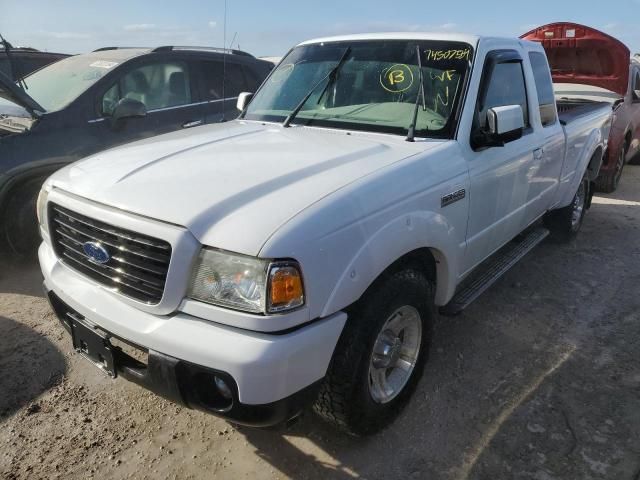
[{"xmin": 522, "ymin": 22, "xmax": 640, "ymax": 192}]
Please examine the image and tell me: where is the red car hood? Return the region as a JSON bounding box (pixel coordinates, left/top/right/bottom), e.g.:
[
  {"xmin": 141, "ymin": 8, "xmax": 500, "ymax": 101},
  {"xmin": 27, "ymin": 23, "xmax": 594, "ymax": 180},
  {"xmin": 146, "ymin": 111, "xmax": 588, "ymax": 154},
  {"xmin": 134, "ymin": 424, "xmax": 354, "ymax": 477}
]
[{"xmin": 521, "ymin": 22, "xmax": 630, "ymax": 96}]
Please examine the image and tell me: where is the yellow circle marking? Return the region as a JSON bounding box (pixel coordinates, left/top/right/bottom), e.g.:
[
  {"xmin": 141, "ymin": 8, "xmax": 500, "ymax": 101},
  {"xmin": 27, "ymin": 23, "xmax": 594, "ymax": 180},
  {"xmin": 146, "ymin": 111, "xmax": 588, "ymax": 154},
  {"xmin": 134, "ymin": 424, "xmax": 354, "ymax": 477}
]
[{"xmin": 380, "ymin": 64, "xmax": 414, "ymax": 93}]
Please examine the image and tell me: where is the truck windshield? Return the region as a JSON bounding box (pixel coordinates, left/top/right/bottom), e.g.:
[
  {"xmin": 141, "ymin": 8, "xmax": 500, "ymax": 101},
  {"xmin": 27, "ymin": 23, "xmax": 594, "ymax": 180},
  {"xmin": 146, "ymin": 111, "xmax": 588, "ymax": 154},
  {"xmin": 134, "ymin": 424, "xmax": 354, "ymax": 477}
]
[
  {"xmin": 21, "ymin": 55, "xmax": 118, "ymax": 112},
  {"xmin": 244, "ymin": 40, "xmax": 473, "ymax": 138}
]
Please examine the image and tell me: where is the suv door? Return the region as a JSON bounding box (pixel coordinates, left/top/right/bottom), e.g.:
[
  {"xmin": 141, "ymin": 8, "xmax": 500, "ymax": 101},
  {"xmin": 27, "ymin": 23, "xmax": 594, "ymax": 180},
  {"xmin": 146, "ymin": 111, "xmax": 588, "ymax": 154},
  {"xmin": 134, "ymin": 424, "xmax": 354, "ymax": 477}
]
[
  {"xmin": 463, "ymin": 50, "xmax": 538, "ymax": 272},
  {"xmin": 199, "ymin": 59, "xmax": 248, "ymax": 123},
  {"xmin": 89, "ymin": 58, "xmax": 205, "ymax": 148}
]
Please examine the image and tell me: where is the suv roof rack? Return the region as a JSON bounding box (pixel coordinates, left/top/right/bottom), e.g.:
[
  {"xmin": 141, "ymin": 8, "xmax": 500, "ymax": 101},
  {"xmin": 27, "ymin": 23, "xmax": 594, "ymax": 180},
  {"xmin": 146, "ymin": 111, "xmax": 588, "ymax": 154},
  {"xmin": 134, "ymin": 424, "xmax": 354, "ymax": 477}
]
[
  {"xmin": 92, "ymin": 47, "xmax": 145, "ymax": 52},
  {"xmin": 151, "ymin": 46, "xmax": 254, "ymax": 57}
]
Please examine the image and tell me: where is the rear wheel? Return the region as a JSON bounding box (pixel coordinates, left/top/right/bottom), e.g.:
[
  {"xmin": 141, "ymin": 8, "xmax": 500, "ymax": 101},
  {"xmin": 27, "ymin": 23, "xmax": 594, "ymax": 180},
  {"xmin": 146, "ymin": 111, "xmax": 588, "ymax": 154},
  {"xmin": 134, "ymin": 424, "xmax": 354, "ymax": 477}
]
[
  {"xmin": 544, "ymin": 174, "xmax": 589, "ymax": 241},
  {"xmin": 313, "ymin": 268, "xmax": 434, "ymax": 435},
  {"xmin": 3, "ymin": 178, "xmax": 45, "ymax": 256},
  {"xmin": 595, "ymin": 143, "xmax": 626, "ymax": 193}
]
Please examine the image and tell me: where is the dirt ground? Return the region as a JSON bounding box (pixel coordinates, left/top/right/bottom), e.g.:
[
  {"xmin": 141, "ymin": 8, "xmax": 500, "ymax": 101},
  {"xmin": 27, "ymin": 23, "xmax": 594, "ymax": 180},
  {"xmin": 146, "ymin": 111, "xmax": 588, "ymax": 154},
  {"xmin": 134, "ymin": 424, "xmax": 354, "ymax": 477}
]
[{"xmin": 1, "ymin": 166, "xmax": 640, "ymax": 480}]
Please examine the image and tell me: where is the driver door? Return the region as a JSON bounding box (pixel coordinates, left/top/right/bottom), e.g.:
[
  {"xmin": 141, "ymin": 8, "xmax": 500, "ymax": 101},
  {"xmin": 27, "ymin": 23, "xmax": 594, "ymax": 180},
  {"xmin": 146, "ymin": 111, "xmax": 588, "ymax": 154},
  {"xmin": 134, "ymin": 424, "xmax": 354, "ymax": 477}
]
[{"xmin": 463, "ymin": 51, "xmax": 538, "ymax": 273}]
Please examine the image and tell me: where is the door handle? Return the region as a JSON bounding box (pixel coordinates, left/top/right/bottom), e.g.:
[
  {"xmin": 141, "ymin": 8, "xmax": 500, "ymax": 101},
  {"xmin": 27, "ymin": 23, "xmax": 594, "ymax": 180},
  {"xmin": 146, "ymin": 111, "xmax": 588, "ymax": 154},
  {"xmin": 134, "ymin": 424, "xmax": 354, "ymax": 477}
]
[
  {"xmin": 182, "ymin": 120, "xmax": 203, "ymax": 128},
  {"xmin": 533, "ymin": 147, "xmax": 544, "ymax": 160}
]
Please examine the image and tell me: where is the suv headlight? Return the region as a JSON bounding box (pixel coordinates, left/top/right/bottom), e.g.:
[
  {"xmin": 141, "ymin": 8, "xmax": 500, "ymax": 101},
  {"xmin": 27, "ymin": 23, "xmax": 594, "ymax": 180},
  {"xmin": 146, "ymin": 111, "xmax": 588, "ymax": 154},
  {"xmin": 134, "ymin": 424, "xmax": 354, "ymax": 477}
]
[
  {"xmin": 188, "ymin": 248, "xmax": 304, "ymax": 314},
  {"xmin": 36, "ymin": 187, "xmax": 50, "ymax": 229}
]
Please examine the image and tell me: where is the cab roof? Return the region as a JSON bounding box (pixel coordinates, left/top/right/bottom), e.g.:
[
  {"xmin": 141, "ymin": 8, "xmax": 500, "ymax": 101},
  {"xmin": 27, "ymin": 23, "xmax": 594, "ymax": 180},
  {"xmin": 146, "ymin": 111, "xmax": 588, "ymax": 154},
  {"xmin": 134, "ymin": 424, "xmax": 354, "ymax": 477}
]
[{"xmin": 297, "ymin": 32, "xmax": 481, "ymax": 47}]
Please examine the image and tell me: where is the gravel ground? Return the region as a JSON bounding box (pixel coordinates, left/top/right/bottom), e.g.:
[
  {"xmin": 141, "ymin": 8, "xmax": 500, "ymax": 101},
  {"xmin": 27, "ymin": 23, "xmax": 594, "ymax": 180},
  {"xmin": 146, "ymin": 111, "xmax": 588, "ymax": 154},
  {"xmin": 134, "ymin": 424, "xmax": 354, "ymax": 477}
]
[{"xmin": 1, "ymin": 166, "xmax": 639, "ymax": 480}]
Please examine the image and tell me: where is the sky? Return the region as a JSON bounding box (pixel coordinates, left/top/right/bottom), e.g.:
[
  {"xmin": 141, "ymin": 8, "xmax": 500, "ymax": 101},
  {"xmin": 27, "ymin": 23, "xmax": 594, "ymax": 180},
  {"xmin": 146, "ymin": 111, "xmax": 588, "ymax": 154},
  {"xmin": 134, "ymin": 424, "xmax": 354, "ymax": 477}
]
[{"xmin": 1, "ymin": 0, "xmax": 639, "ymax": 57}]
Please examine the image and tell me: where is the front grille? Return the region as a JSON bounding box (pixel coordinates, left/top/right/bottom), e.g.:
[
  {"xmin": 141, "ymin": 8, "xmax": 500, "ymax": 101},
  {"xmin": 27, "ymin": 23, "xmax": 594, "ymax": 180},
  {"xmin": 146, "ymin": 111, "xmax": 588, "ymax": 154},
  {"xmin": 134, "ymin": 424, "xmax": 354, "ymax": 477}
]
[{"xmin": 49, "ymin": 203, "xmax": 172, "ymax": 304}]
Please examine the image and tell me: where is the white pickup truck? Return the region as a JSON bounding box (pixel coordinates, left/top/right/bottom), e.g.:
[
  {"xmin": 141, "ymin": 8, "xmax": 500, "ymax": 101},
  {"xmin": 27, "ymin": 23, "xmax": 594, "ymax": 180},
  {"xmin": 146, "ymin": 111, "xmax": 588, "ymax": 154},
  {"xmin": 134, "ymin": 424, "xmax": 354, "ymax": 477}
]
[{"xmin": 38, "ymin": 32, "xmax": 611, "ymax": 435}]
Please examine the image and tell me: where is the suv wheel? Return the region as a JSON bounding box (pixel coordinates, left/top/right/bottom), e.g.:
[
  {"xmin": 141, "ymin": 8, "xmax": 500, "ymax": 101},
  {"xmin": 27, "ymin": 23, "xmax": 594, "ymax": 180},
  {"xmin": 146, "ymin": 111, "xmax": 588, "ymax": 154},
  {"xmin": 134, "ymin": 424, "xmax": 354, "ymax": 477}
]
[{"xmin": 3, "ymin": 178, "xmax": 44, "ymax": 256}]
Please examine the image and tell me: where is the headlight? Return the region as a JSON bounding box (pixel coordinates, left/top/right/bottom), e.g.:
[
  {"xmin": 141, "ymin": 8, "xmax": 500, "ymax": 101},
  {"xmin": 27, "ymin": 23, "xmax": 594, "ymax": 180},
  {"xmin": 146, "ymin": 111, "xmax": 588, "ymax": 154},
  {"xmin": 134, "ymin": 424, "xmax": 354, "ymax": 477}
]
[
  {"xmin": 36, "ymin": 187, "xmax": 49, "ymax": 228},
  {"xmin": 188, "ymin": 248, "xmax": 305, "ymax": 314}
]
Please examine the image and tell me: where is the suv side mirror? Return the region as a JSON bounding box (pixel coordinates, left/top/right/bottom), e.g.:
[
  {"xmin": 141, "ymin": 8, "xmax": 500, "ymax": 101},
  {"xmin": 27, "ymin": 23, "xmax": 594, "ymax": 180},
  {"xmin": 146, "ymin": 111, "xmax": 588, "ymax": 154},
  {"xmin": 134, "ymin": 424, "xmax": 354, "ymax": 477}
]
[
  {"xmin": 111, "ymin": 98, "xmax": 147, "ymax": 127},
  {"xmin": 236, "ymin": 92, "xmax": 254, "ymax": 112},
  {"xmin": 473, "ymin": 105, "xmax": 524, "ymax": 148}
]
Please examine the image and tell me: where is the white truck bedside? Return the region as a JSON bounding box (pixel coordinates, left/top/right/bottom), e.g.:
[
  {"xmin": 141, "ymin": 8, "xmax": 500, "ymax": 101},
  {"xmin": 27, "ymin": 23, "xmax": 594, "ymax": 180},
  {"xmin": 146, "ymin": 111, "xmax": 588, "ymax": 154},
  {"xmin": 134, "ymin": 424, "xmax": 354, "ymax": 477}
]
[{"xmin": 39, "ymin": 32, "xmax": 611, "ymax": 435}]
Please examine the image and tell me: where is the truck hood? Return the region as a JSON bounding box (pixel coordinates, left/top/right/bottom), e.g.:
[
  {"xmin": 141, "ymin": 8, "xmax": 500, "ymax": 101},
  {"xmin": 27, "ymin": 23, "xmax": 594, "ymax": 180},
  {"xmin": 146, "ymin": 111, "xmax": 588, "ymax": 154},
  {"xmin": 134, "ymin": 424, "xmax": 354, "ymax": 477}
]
[
  {"xmin": 0, "ymin": 70, "xmax": 45, "ymax": 115},
  {"xmin": 521, "ymin": 22, "xmax": 630, "ymax": 96},
  {"xmin": 52, "ymin": 121, "xmax": 438, "ymax": 255}
]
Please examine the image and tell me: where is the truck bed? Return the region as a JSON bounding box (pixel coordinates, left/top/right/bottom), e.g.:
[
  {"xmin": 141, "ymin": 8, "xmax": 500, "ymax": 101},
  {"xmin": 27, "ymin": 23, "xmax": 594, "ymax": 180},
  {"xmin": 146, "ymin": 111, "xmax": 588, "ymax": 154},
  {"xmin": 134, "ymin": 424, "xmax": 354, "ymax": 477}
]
[
  {"xmin": 557, "ymin": 99, "xmax": 612, "ymax": 124},
  {"xmin": 556, "ymin": 98, "xmax": 612, "ymax": 188}
]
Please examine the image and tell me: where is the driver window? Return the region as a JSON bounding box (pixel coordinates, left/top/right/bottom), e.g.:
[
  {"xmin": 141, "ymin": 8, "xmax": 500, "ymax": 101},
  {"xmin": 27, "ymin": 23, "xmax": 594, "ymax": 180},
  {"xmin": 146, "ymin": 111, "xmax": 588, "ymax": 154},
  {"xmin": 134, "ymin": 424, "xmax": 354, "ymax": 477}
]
[
  {"xmin": 101, "ymin": 61, "xmax": 192, "ymax": 116},
  {"xmin": 479, "ymin": 62, "xmax": 529, "ymax": 130}
]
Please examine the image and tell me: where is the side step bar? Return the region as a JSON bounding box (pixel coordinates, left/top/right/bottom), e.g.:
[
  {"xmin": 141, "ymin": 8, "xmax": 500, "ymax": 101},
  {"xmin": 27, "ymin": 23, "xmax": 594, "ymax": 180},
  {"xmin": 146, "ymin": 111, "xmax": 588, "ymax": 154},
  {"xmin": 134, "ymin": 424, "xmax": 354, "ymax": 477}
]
[{"xmin": 440, "ymin": 226, "xmax": 550, "ymax": 316}]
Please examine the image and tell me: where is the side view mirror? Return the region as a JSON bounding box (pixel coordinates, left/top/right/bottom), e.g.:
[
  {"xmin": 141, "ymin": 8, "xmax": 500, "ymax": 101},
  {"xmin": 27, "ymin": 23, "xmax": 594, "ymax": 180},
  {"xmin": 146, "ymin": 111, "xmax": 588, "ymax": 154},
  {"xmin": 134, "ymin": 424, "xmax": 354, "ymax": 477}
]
[
  {"xmin": 236, "ymin": 92, "xmax": 254, "ymax": 112},
  {"xmin": 473, "ymin": 105, "xmax": 524, "ymax": 148},
  {"xmin": 111, "ymin": 98, "xmax": 146, "ymax": 127},
  {"xmin": 633, "ymin": 90, "xmax": 640, "ymax": 102}
]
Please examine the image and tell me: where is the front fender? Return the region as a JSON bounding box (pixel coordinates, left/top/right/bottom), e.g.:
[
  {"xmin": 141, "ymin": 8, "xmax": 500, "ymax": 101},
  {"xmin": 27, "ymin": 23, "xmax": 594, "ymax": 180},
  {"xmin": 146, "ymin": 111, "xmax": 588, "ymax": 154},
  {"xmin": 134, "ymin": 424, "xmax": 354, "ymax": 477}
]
[{"xmin": 320, "ymin": 211, "xmax": 461, "ymax": 317}]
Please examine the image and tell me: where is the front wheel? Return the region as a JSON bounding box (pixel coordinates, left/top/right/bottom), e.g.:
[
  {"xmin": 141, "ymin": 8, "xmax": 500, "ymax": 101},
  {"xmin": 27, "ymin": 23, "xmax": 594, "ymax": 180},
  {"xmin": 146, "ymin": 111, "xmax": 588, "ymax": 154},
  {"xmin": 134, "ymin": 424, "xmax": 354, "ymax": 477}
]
[
  {"xmin": 313, "ymin": 268, "xmax": 434, "ymax": 435},
  {"xmin": 544, "ymin": 175, "xmax": 589, "ymax": 241}
]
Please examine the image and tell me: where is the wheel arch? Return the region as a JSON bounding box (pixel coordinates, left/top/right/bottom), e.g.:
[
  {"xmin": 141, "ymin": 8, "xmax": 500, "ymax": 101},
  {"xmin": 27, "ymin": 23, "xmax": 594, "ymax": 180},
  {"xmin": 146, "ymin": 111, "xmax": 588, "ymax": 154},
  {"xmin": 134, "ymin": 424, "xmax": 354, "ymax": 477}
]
[
  {"xmin": 319, "ymin": 211, "xmax": 460, "ymax": 317},
  {"xmin": 586, "ymin": 145, "xmax": 604, "ymax": 182},
  {"xmin": 0, "ymin": 164, "xmax": 64, "ymax": 214}
]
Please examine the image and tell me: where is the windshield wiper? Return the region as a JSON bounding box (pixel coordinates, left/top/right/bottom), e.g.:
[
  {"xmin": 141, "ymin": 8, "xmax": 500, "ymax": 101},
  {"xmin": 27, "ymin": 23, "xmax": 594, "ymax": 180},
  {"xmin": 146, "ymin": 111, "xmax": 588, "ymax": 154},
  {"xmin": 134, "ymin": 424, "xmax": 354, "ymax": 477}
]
[
  {"xmin": 283, "ymin": 46, "xmax": 351, "ymax": 128},
  {"xmin": 406, "ymin": 45, "xmax": 426, "ymax": 142}
]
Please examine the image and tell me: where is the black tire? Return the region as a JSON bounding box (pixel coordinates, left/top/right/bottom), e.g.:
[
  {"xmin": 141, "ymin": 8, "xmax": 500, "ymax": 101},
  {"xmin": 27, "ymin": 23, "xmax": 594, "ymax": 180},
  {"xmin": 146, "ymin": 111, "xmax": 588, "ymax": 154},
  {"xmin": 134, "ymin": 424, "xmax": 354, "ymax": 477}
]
[
  {"xmin": 595, "ymin": 143, "xmax": 626, "ymax": 193},
  {"xmin": 3, "ymin": 177, "xmax": 45, "ymax": 256},
  {"xmin": 313, "ymin": 267, "xmax": 434, "ymax": 435},
  {"xmin": 544, "ymin": 174, "xmax": 589, "ymax": 241}
]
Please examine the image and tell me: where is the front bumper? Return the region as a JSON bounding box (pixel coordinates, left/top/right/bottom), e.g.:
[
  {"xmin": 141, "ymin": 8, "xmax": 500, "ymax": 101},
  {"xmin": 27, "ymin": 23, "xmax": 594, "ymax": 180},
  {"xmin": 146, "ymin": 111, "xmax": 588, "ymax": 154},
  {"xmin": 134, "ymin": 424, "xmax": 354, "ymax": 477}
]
[{"xmin": 40, "ymin": 242, "xmax": 346, "ymax": 426}]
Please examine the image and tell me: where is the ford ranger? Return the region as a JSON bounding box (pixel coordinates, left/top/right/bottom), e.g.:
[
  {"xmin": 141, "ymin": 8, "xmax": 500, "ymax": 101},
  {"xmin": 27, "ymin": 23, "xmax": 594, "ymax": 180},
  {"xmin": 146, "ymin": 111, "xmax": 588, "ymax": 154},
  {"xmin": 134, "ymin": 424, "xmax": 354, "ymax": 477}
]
[{"xmin": 38, "ymin": 33, "xmax": 611, "ymax": 435}]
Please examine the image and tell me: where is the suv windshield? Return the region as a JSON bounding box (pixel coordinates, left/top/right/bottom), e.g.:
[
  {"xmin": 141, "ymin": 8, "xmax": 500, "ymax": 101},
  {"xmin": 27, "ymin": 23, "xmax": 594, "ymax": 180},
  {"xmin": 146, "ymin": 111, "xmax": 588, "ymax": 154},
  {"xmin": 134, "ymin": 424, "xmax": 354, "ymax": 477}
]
[
  {"xmin": 21, "ymin": 55, "xmax": 120, "ymax": 112},
  {"xmin": 244, "ymin": 40, "xmax": 473, "ymax": 138}
]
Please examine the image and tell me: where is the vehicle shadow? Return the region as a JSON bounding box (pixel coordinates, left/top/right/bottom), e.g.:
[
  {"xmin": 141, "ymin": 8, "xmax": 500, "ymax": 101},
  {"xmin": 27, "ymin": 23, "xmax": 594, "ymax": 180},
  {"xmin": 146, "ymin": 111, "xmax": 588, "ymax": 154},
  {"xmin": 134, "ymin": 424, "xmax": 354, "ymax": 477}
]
[
  {"xmin": 0, "ymin": 316, "xmax": 66, "ymax": 420},
  {"xmin": 0, "ymin": 249, "xmax": 44, "ymax": 297},
  {"xmin": 602, "ymin": 164, "xmax": 640, "ymax": 203},
  {"xmin": 237, "ymin": 304, "xmax": 579, "ymax": 480}
]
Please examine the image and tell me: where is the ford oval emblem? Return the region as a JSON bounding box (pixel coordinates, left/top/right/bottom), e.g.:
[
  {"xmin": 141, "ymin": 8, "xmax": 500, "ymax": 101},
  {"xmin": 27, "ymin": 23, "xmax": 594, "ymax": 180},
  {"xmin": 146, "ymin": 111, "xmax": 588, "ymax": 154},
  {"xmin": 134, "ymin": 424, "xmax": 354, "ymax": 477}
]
[{"xmin": 82, "ymin": 242, "xmax": 110, "ymax": 264}]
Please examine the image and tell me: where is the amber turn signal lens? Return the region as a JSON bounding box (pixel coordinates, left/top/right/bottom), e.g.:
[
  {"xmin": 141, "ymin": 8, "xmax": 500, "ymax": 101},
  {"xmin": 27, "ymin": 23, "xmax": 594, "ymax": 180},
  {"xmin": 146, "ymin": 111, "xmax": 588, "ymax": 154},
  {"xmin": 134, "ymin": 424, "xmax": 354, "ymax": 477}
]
[{"xmin": 269, "ymin": 265, "xmax": 304, "ymax": 312}]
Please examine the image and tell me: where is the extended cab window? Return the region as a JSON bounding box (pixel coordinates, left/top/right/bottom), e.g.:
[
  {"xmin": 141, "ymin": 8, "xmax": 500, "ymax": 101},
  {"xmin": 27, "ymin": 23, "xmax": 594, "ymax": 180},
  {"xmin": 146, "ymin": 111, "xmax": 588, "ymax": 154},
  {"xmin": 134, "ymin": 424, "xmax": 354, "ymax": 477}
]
[
  {"xmin": 479, "ymin": 61, "xmax": 529, "ymax": 130},
  {"xmin": 102, "ymin": 61, "xmax": 192, "ymax": 116},
  {"xmin": 529, "ymin": 52, "xmax": 557, "ymax": 126}
]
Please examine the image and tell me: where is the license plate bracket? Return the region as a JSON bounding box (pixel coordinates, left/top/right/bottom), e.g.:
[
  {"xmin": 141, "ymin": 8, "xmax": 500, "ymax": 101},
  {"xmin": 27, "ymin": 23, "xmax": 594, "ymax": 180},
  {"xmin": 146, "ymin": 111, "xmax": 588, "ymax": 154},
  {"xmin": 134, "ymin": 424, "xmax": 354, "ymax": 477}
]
[{"xmin": 69, "ymin": 314, "xmax": 117, "ymax": 377}]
